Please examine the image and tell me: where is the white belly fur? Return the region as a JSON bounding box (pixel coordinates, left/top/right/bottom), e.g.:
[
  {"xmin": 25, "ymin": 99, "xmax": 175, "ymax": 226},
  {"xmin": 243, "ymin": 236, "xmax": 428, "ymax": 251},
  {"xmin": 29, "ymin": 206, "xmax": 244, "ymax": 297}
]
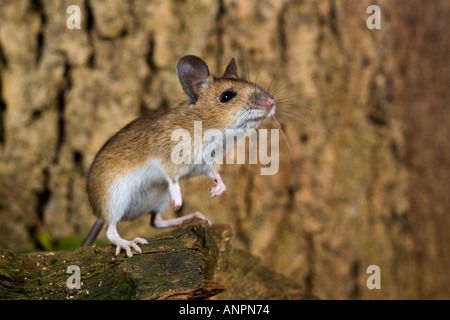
[{"xmin": 107, "ymin": 159, "xmax": 170, "ymax": 222}]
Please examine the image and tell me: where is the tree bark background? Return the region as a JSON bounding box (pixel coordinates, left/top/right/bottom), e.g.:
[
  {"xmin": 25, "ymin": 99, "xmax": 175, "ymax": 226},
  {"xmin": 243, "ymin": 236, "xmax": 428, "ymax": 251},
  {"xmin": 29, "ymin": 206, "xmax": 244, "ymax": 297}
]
[{"xmin": 0, "ymin": 0, "xmax": 449, "ymax": 299}]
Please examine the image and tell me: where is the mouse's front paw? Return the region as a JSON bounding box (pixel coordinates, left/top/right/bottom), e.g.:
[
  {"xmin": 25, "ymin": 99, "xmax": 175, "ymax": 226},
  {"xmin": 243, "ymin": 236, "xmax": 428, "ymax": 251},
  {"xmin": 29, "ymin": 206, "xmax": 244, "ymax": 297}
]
[
  {"xmin": 169, "ymin": 180, "xmax": 182, "ymax": 210},
  {"xmin": 210, "ymin": 179, "xmax": 227, "ymax": 197},
  {"xmin": 170, "ymin": 195, "xmax": 182, "ymax": 211}
]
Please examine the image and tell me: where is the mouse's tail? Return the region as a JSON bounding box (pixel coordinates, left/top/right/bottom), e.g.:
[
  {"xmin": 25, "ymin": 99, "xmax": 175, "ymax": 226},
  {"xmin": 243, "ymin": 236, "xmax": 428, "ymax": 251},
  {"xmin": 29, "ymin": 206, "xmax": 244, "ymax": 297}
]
[{"xmin": 82, "ymin": 219, "xmax": 104, "ymax": 247}]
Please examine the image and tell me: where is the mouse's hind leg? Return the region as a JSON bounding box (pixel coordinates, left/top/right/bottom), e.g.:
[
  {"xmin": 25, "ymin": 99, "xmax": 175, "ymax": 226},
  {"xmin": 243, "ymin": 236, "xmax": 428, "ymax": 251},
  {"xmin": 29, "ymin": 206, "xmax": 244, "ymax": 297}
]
[
  {"xmin": 149, "ymin": 189, "xmax": 210, "ymax": 227},
  {"xmin": 106, "ymin": 222, "xmax": 148, "ymax": 257},
  {"xmin": 150, "ymin": 211, "xmax": 210, "ymax": 228}
]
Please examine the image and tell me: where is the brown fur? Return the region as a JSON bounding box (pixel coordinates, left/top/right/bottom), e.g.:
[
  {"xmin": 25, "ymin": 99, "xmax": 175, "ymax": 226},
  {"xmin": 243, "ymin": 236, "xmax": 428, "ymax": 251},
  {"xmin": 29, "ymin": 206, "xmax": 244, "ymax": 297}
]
[{"xmin": 87, "ymin": 57, "xmax": 274, "ymax": 221}]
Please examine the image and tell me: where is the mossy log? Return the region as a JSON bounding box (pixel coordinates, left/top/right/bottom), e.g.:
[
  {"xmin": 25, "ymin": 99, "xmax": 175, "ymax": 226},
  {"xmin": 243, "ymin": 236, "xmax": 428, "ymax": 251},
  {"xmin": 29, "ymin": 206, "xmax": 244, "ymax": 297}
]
[{"xmin": 0, "ymin": 219, "xmax": 306, "ymax": 300}]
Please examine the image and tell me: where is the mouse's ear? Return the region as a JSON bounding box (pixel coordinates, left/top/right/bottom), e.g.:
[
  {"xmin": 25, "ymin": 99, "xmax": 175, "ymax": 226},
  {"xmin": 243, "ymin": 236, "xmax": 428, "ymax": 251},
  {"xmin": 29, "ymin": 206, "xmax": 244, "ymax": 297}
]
[
  {"xmin": 222, "ymin": 58, "xmax": 238, "ymax": 78},
  {"xmin": 176, "ymin": 55, "xmax": 210, "ymax": 103}
]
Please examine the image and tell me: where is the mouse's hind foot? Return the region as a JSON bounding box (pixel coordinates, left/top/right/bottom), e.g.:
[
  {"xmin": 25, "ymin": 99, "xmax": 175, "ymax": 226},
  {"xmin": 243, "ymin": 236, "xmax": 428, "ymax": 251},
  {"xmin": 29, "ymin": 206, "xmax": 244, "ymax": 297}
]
[
  {"xmin": 114, "ymin": 237, "xmax": 148, "ymax": 257},
  {"xmin": 106, "ymin": 222, "xmax": 148, "ymax": 257}
]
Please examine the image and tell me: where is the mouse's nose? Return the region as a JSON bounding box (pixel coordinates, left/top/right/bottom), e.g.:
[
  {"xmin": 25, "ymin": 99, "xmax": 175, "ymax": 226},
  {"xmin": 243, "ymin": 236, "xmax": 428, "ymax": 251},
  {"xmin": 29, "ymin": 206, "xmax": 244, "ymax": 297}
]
[{"xmin": 264, "ymin": 96, "xmax": 275, "ymax": 109}]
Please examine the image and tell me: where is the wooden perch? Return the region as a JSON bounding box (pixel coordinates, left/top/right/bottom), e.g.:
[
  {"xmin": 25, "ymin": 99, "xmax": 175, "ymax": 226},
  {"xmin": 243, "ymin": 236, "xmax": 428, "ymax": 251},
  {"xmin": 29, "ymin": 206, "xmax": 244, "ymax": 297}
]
[{"xmin": 0, "ymin": 219, "xmax": 308, "ymax": 300}]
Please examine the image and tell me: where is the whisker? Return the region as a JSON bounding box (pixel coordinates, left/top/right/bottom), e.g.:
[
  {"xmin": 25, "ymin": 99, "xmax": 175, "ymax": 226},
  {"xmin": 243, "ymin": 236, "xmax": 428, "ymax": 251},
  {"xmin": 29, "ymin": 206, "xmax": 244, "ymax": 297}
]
[
  {"xmin": 266, "ymin": 70, "xmax": 283, "ymax": 93},
  {"xmin": 266, "ymin": 75, "xmax": 277, "ymax": 93},
  {"xmin": 274, "ymin": 92, "xmax": 314, "ymax": 101},
  {"xmin": 272, "ymin": 115, "xmax": 301, "ymax": 178},
  {"xmin": 248, "ymin": 128, "xmax": 258, "ymax": 163},
  {"xmin": 276, "ymin": 98, "xmax": 314, "ymax": 112},
  {"xmin": 277, "ymin": 104, "xmax": 313, "ymax": 115},
  {"xmin": 255, "ymin": 63, "xmax": 263, "ymax": 85},
  {"xmin": 276, "ymin": 109, "xmax": 307, "ymax": 124},
  {"xmin": 271, "ymin": 70, "xmax": 303, "ymax": 96}
]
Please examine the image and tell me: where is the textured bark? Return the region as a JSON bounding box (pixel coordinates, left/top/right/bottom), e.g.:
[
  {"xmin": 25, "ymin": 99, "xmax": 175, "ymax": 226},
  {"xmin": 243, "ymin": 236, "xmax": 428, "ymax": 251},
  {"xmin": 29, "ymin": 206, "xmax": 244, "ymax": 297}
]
[{"xmin": 0, "ymin": 0, "xmax": 449, "ymax": 299}]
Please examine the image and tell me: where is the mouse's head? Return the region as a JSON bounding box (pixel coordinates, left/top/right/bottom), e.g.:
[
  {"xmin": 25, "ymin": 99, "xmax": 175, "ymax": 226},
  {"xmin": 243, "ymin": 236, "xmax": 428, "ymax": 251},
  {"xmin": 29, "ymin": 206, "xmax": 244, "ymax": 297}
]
[{"xmin": 176, "ymin": 55, "xmax": 275, "ymax": 131}]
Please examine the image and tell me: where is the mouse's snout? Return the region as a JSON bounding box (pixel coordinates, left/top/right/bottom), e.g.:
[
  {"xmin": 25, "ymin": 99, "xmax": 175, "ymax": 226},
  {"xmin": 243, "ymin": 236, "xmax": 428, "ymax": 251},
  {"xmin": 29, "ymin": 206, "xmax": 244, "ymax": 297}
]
[
  {"xmin": 249, "ymin": 90, "xmax": 275, "ymax": 113},
  {"xmin": 239, "ymin": 89, "xmax": 276, "ymax": 129},
  {"xmin": 264, "ymin": 96, "xmax": 275, "ymax": 109}
]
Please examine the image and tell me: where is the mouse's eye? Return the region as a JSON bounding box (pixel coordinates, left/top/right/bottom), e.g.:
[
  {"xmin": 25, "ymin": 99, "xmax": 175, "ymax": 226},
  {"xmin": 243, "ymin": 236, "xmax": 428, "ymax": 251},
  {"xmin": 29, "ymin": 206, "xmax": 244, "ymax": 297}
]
[{"xmin": 219, "ymin": 90, "xmax": 237, "ymax": 103}]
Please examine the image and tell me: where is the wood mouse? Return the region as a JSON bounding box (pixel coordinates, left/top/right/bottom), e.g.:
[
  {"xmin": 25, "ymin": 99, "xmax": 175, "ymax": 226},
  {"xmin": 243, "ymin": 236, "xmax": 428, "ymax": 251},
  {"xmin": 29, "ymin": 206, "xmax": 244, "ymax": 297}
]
[{"xmin": 82, "ymin": 55, "xmax": 276, "ymax": 257}]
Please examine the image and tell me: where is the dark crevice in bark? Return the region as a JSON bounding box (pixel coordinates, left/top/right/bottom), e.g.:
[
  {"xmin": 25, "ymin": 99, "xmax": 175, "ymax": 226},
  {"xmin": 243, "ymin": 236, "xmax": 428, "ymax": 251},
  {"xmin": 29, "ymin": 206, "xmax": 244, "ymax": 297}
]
[
  {"xmin": 31, "ymin": 0, "xmax": 46, "ymax": 66},
  {"xmin": 0, "ymin": 49, "xmax": 6, "ymax": 146},
  {"xmin": 214, "ymin": 0, "xmax": 226, "ymax": 70},
  {"xmin": 84, "ymin": 0, "xmax": 96, "ymax": 68},
  {"xmin": 277, "ymin": 3, "xmax": 289, "ymax": 68}
]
